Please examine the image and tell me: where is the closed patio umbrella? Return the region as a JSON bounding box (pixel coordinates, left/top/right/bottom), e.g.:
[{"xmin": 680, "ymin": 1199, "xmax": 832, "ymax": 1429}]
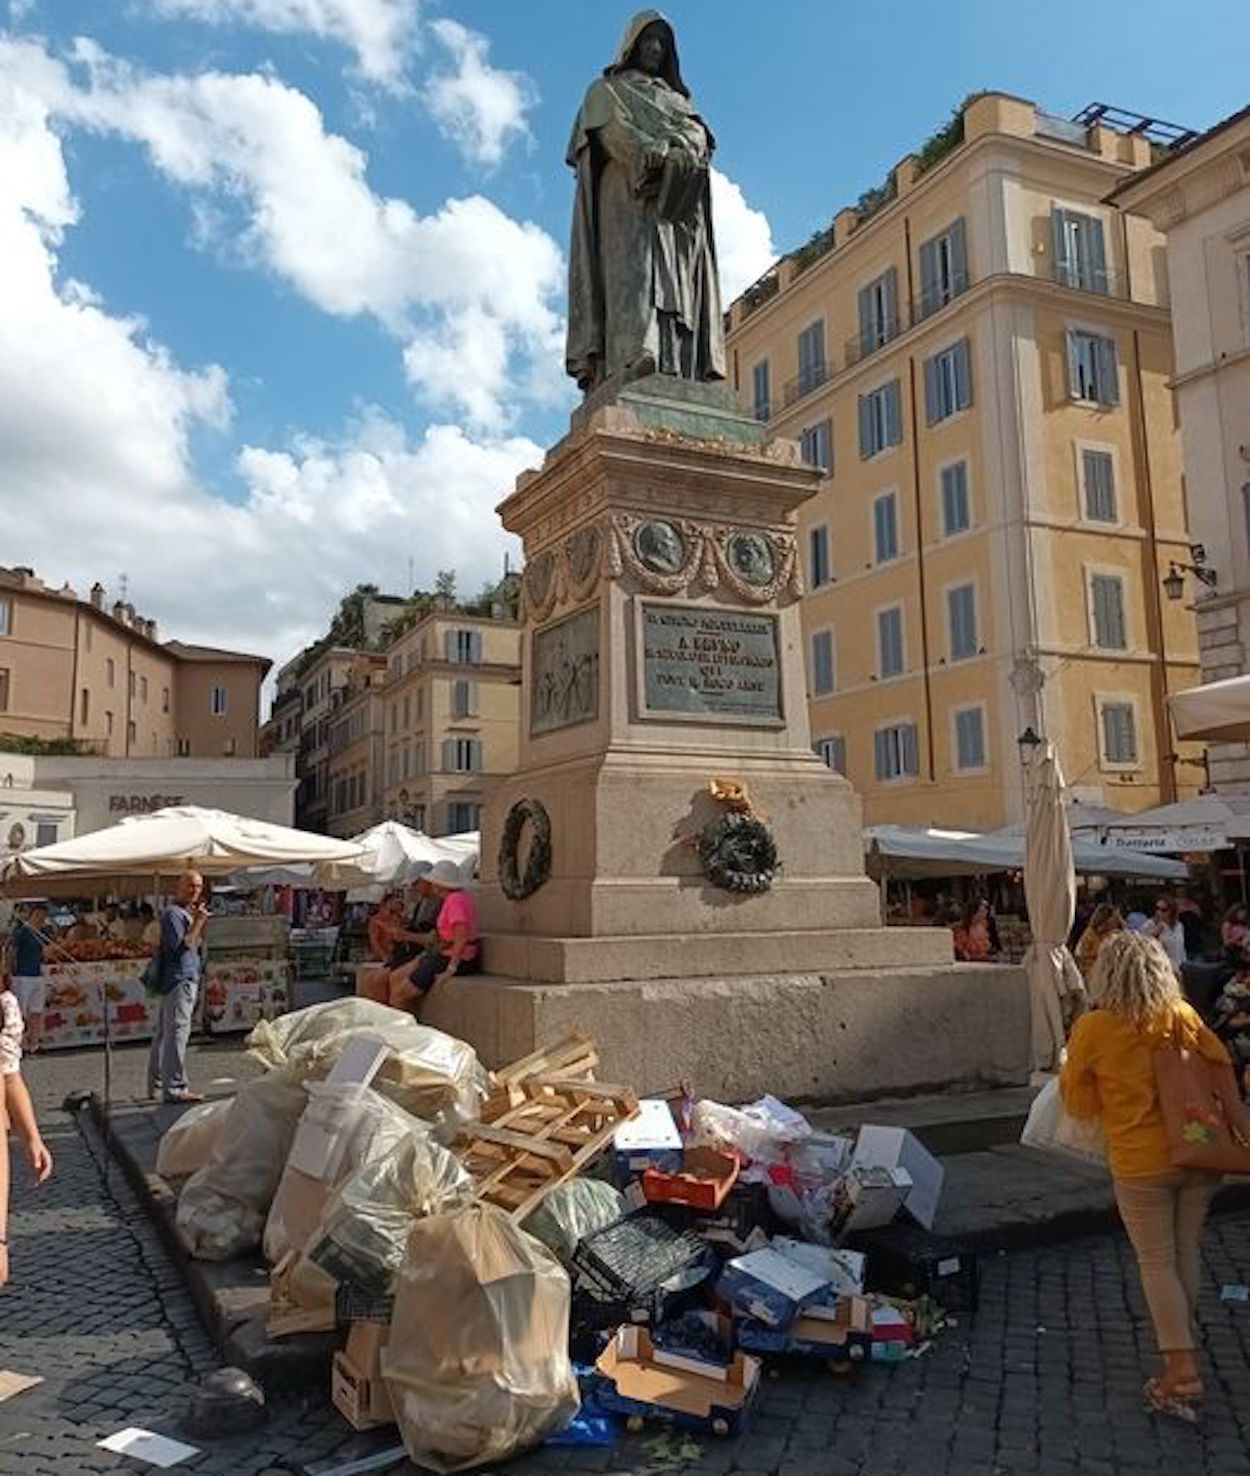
[{"xmin": 1023, "ymin": 742, "xmax": 1085, "ymax": 1075}]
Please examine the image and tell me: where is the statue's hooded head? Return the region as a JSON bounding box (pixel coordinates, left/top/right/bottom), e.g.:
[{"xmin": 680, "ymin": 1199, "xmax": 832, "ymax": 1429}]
[{"xmin": 607, "ymin": 10, "xmax": 688, "ymax": 97}]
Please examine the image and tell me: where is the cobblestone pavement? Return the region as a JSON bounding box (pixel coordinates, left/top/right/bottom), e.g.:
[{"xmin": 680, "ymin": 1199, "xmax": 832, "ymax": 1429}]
[{"xmin": 4, "ymin": 1041, "xmax": 1250, "ymax": 1474}]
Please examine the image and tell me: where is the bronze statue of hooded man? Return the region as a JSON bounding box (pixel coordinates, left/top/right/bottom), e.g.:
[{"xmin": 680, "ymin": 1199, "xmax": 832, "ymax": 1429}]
[{"xmin": 565, "ymin": 11, "xmax": 726, "ymax": 394}]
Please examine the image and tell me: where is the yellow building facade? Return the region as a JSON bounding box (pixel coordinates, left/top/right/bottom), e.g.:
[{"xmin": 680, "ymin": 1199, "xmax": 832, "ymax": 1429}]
[
  {"xmin": 381, "ymin": 608, "xmax": 520, "ymax": 836},
  {"xmin": 725, "ymin": 93, "xmax": 1203, "ymax": 828}
]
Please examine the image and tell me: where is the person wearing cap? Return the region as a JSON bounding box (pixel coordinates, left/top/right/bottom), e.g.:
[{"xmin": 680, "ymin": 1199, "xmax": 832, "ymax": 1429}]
[{"xmin": 387, "ymin": 859, "xmax": 480, "ymax": 1011}]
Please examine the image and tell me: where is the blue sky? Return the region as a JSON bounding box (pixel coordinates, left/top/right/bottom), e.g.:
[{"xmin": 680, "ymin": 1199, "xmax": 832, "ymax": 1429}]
[{"xmin": 1, "ymin": 0, "xmax": 1247, "ymax": 671}]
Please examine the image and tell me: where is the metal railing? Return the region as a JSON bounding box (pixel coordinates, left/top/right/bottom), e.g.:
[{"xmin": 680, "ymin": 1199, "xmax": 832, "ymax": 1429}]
[
  {"xmin": 910, "ymin": 271, "xmax": 972, "ymax": 326},
  {"xmin": 843, "ymin": 317, "xmax": 902, "ymax": 370},
  {"xmin": 1048, "ymin": 259, "xmax": 1127, "ymax": 300},
  {"xmin": 782, "ymin": 361, "xmax": 832, "ymax": 409}
]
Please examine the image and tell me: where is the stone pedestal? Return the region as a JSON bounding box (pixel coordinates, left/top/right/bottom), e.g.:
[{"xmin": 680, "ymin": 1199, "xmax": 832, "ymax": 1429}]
[{"xmin": 454, "ymin": 384, "xmax": 1027, "ymax": 1097}]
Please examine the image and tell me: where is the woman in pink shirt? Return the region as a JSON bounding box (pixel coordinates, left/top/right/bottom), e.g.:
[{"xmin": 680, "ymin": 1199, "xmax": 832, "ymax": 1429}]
[{"xmin": 387, "ymin": 860, "xmax": 480, "ymax": 1012}]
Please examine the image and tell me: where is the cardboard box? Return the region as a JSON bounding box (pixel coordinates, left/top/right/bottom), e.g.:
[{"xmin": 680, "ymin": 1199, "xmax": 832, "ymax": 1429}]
[
  {"xmin": 717, "ymin": 1247, "xmax": 830, "ymax": 1329},
  {"xmin": 642, "ymin": 1148, "xmax": 740, "ymax": 1212},
  {"xmin": 737, "ymin": 1294, "xmax": 872, "ymax": 1362},
  {"xmin": 267, "ymin": 1250, "xmax": 337, "ymax": 1339},
  {"xmin": 331, "ymin": 1320, "xmax": 395, "ymax": 1431},
  {"xmin": 835, "ymin": 1164, "xmax": 913, "ymax": 1233},
  {"xmin": 613, "ymin": 1099, "xmax": 684, "ymax": 1177},
  {"xmin": 772, "ymin": 1238, "xmax": 866, "ymax": 1297},
  {"xmin": 593, "ymin": 1326, "xmax": 761, "ymax": 1436},
  {"xmin": 852, "ymin": 1126, "xmax": 945, "ymax": 1230}
]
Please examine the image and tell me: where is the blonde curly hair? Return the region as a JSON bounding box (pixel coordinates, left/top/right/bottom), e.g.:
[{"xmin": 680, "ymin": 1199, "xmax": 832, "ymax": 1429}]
[{"xmin": 1087, "ymin": 929, "xmax": 1182, "ymax": 1025}]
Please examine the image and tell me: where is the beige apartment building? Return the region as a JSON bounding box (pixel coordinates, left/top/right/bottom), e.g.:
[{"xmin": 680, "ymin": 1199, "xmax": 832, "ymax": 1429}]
[
  {"xmin": 293, "ymin": 645, "xmax": 359, "ymax": 833},
  {"xmin": 725, "ymin": 92, "xmax": 1204, "ymax": 829},
  {"xmin": 1112, "ymin": 106, "xmax": 1250, "ymax": 792},
  {"xmin": 0, "ymin": 565, "xmax": 269, "ymax": 759},
  {"xmin": 381, "ymin": 608, "xmax": 520, "ymax": 836},
  {"xmin": 325, "ymin": 653, "xmax": 388, "ymax": 837}
]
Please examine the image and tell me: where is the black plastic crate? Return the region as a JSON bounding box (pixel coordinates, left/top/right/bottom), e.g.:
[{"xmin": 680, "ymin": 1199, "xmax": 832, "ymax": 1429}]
[
  {"xmin": 334, "ymin": 1282, "xmax": 395, "ymax": 1326},
  {"xmin": 848, "ymin": 1222, "xmax": 979, "ymax": 1315},
  {"xmin": 573, "ymin": 1212, "xmax": 714, "ymax": 1305}
]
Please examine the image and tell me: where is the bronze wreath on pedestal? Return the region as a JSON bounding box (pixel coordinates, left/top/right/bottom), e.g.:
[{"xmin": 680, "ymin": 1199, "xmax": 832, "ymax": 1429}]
[
  {"xmin": 697, "ymin": 810, "xmax": 778, "ymax": 894},
  {"xmin": 498, "ymin": 797, "xmax": 552, "ymax": 901}
]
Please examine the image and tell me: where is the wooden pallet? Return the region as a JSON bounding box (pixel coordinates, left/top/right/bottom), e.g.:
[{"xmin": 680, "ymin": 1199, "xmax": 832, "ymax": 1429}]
[
  {"xmin": 481, "ymin": 1031, "xmax": 600, "ymax": 1123},
  {"xmin": 457, "ymin": 1076, "xmax": 638, "ymax": 1222}
]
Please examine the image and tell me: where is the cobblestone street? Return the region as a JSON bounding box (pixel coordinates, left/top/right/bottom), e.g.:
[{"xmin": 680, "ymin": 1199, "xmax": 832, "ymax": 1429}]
[{"xmin": 3, "ymin": 1042, "xmax": 1250, "ymax": 1475}]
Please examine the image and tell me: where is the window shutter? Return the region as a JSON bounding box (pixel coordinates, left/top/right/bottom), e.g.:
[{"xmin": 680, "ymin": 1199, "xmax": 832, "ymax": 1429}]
[
  {"xmin": 858, "ymin": 394, "xmax": 873, "ymax": 458},
  {"xmin": 902, "ymin": 724, "xmax": 919, "ymax": 776},
  {"xmin": 874, "ymin": 729, "xmax": 888, "ymax": 780},
  {"xmin": 471, "ymin": 739, "xmax": 483, "ymax": 772},
  {"xmin": 919, "ymin": 238, "xmax": 939, "ymax": 315},
  {"xmin": 1096, "ymin": 335, "xmax": 1119, "ymax": 406},
  {"xmin": 948, "ymin": 217, "xmax": 968, "ymax": 294},
  {"xmin": 1088, "ymin": 216, "xmax": 1108, "ymax": 293},
  {"xmin": 885, "ymin": 381, "xmax": 902, "ymax": 445},
  {"xmin": 442, "ymin": 737, "xmax": 455, "ymax": 771},
  {"xmin": 1065, "ymin": 331, "xmax": 1082, "ymax": 400},
  {"xmin": 882, "ymin": 267, "xmax": 898, "ymax": 338},
  {"xmin": 444, "ymin": 629, "xmax": 455, "ymax": 661},
  {"xmin": 1107, "ymin": 579, "xmax": 1126, "ymax": 649},
  {"xmin": 954, "ymin": 338, "xmax": 972, "ymax": 409},
  {"xmin": 857, "ymin": 285, "xmax": 875, "ymax": 355},
  {"xmin": 1051, "ymin": 207, "xmax": 1071, "ymax": 285},
  {"xmin": 923, "ymin": 355, "xmax": 940, "ymax": 425}
]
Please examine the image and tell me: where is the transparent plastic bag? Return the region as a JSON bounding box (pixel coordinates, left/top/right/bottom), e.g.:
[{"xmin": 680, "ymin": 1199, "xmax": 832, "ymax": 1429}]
[
  {"xmin": 156, "ymin": 1098, "xmax": 233, "ymax": 1179},
  {"xmin": 383, "ymin": 1204, "xmax": 580, "ymax": 1473},
  {"xmin": 523, "ymin": 1179, "xmax": 626, "ymax": 1265},
  {"xmin": 310, "ymin": 1128, "xmax": 473, "ymax": 1295},
  {"xmin": 249, "ymin": 1000, "xmax": 486, "ymax": 1133},
  {"xmin": 1020, "ymin": 1078, "xmax": 1106, "ymax": 1166},
  {"xmin": 175, "ymin": 1069, "xmax": 307, "ymax": 1260},
  {"xmin": 689, "ymin": 1094, "xmax": 812, "ymax": 1173},
  {"xmin": 263, "ymin": 1083, "xmax": 424, "ymax": 1265}
]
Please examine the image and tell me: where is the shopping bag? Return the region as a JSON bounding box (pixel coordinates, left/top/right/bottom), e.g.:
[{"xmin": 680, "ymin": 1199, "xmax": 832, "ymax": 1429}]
[
  {"xmin": 1020, "ymin": 1078, "xmax": 1106, "ymax": 1166},
  {"xmin": 1154, "ymin": 1045, "xmax": 1250, "ymax": 1175}
]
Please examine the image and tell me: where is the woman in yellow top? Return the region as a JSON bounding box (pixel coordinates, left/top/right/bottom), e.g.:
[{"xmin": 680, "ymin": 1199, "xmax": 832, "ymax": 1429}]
[{"xmin": 1060, "ymin": 930, "xmax": 1229, "ymax": 1421}]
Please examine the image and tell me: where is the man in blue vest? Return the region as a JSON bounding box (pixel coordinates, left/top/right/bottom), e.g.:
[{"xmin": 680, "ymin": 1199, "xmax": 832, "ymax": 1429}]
[{"xmin": 147, "ymin": 871, "xmax": 211, "ymax": 1104}]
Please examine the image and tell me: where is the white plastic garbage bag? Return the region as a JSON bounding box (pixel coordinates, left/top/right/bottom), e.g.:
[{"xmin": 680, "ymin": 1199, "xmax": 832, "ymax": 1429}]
[
  {"xmin": 263, "ymin": 1084, "xmax": 424, "ymax": 1265},
  {"xmin": 249, "ymin": 999, "xmax": 487, "ymax": 1133},
  {"xmin": 175, "ymin": 1069, "xmax": 307, "ymax": 1260},
  {"xmin": 690, "ymin": 1094, "xmax": 812, "ymax": 1176},
  {"xmin": 383, "ymin": 1204, "xmax": 580, "ymax": 1472},
  {"xmin": 1020, "ymin": 1078, "xmax": 1106, "ymax": 1166},
  {"xmin": 155, "ymin": 1098, "xmax": 233, "ymax": 1179},
  {"xmin": 523, "ymin": 1179, "xmax": 625, "ymax": 1265},
  {"xmin": 310, "ymin": 1128, "xmax": 473, "ymax": 1295}
]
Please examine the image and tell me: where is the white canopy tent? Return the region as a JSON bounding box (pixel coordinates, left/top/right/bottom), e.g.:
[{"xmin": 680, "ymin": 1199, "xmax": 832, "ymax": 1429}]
[
  {"xmin": 0, "ymin": 805, "xmax": 366, "ymax": 898},
  {"xmin": 865, "ymin": 825, "xmax": 1188, "ymax": 882},
  {"xmin": 1169, "ymin": 672, "xmax": 1250, "ymax": 744},
  {"xmin": 313, "ymin": 821, "xmax": 466, "ymax": 897}
]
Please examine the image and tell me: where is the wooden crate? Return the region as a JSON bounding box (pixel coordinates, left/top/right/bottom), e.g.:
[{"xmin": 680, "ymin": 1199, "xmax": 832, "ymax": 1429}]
[
  {"xmin": 457, "ymin": 1076, "xmax": 638, "ymax": 1222},
  {"xmin": 481, "ymin": 1030, "xmax": 601, "ymax": 1122}
]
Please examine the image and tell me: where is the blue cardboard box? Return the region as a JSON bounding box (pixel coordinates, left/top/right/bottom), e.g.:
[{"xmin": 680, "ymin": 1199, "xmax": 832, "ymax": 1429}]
[
  {"xmin": 593, "ymin": 1326, "xmax": 761, "ymax": 1437},
  {"xmin": 718, "ymin": 1247, "xmax": 831, "ymax": 1329}
]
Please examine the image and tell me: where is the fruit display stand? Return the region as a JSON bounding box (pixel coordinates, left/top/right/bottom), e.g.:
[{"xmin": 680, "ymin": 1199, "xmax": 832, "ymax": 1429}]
[
  {"xmin": 202, "ymin": 913, "xmax": 292, "ymax": 1035},
  {"xmin": 41, "ymin": 953, "xmax": 155, "ymax": 1050}
]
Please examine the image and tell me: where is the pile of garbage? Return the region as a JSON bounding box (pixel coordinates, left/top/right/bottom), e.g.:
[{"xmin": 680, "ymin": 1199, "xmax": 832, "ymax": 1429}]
[{"xmin": 156, "ymin": 1002, "xmax": 977, "ymax": 1472}]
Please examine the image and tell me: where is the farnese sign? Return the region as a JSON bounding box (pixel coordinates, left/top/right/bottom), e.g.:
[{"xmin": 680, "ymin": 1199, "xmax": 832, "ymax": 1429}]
[
  {"xmin": 109, "ymin": 794, "xmax": 184, "ymax": 815},
  {"xmin": 640, "ymin": 602, "xmax": 782, "ymax": 724}
]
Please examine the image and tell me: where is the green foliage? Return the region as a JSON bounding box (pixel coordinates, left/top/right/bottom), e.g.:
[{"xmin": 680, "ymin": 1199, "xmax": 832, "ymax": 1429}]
[
  {"xmin": 854, "ymin": 175, "xmax": 898, "ymax": 221},
  {"xmin": 913, "ymin": 92, "xmax": 987, "ymax": 176},
  {"xmin": 435, "ymin": 569, "xmax": 457, "ymax": 600},
  {"xmin": 0, "ymin": 732, "xmax": 87, "ymax": 755},
  {"xmin": 790, "ymin": 223, "xmax": 836, "ymax": 276}
]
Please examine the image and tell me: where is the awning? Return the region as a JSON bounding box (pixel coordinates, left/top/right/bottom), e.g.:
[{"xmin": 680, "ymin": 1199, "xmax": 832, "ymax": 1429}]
[
  {"xmin": 1075, "ymin": 795, "xmax": 1250, "ymax": 852},
  {"xmin": 1169, "ymin": 673, "xmax": 1250, "ymax": 743},
  {"xmin": 865, "ymin": 825, "xmax": 1188, "ymax": 881}
]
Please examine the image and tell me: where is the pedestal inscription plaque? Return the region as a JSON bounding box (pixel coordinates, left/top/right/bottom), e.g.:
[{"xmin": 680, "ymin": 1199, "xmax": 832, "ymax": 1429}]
[
  {"xmin": 638, "ymin": 601, "xmax": 782, "ymax": 725},
  {"xmin": 532, "ymin": 604, "xmax": 600, "ymax": 736}
]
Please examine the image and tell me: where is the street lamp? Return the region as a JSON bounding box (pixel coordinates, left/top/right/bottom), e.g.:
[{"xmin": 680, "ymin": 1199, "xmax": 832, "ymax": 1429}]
[
  {"xmin": 1163, "ymin": 545, "xmax": 1218, "ymax": 602},
  {"xmin": 1017, "ymin": 726, "xmax": 1043, "ymax": 760}
]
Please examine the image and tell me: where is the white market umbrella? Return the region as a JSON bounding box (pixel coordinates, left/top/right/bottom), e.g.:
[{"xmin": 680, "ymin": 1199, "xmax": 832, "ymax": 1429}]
[
  {"xmin": 1169, "ymin": 672, "xmax": 1250, "ymax": 743},
  {"xmin": 1022, "ymin": 742, "xmax": 1085, "ymax": 1075},
  {"xmin": 313, "ymin": 820, "xmax": 466, "ymax": 896},
  {"xmin": 0, "ymin": 805, "xmax": 366, "ymax": 897}
]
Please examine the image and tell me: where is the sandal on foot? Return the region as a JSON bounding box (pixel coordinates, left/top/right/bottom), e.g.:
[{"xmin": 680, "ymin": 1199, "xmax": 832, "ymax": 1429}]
[{"xmin": 1144, "ymin": 1377, "xmax": 1202, "ymax": 1423}]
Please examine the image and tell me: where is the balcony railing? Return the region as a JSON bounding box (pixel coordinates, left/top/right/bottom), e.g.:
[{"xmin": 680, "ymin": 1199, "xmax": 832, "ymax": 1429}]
[
  {"xmin": 1048, "ymin": 259, "xmax": 1127, "ymax": 300},
  {"xmin": 843, "ymin": 317, "xmax": 902, "ymax": 371},
  {"xmin": 782, "ymin": 361, "xmax": 831, "ymax": 409},
  {"xmin": 908, "ymin": 271, "xmax": 973, "ymax": 327}
]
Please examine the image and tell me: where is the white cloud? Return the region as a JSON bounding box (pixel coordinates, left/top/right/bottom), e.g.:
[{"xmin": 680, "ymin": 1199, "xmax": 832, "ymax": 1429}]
[
  {"xmin": 15, "ymin": 38, "xmax": 566, "ymax": 431},
  {"xmin": 0, "ymin": 39, "xmax": 535, "ymax": 666},
  {"xmin": 424, "ymin": 18, "xmax": 533, "ymax": 168},
  {"xmin": 149, "ymin": 0, "xmax": 420, "ymax": 87},
  {"xmin": 711, "ymin": 167, "xmax": 776, "ymax": 303}
]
